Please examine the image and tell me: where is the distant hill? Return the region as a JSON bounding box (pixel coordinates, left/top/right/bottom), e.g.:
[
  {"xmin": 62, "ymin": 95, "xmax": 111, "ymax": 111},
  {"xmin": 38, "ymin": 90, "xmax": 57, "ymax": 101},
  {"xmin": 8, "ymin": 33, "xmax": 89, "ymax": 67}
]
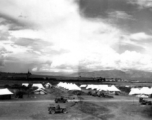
[
  {"xmin": 12, "ymin": 70, "xmax": 152, "ymax": 82},
  {"xmin": 75, "ymin": 69, "xmax": 152, "ymax": 82},
  {"xmin": 32, "ymin": 71, "xmax": 79, "ymax": 78},
  {"xmin": 1, "ymin": 69, "xmax": 152, "ymax": 82}
]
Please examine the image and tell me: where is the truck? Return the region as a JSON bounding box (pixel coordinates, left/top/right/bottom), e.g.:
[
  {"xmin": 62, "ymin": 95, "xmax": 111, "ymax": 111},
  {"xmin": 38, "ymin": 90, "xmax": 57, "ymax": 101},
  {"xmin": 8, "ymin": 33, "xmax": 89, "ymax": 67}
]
[
  {"xmin": 139, "ymin": 98, "xmax": 152, "ymax": 105},
  {"xmin": 54, "ymin": 96, "xmax": 68, "ymax": 103}
]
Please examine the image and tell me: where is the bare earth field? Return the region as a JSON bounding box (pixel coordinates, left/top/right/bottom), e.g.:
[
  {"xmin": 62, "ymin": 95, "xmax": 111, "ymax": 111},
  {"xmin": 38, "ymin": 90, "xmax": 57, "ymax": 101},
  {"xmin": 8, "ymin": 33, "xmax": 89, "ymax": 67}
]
[
  {"xmin": 0, "ymin": 96, "xmax": 152, "ymax": 120},
  {"xmin": 0, "ymin": 81, "xmax": 152, "ymax": 120}
]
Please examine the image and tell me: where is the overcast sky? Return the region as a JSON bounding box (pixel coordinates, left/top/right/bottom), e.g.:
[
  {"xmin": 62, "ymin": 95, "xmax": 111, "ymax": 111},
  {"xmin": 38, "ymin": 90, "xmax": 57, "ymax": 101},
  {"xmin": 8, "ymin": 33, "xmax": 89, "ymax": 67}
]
[{"xmin": 0, "ymin": 0, "xmax": 152, "ymax": 73}]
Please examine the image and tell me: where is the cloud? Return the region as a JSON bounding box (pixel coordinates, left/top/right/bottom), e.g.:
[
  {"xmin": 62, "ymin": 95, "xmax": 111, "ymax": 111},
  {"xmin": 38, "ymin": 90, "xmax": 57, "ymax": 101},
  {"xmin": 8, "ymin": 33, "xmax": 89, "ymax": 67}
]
[
  {"xmin": 0, "ymin": 55, "xmax": 4, "ymax": 66},
  {"xmin": 13, "ymin": 38, "xmax": 52, "ymax": 50},
  {"xmin": 119, "ymin": 51, "xmax": 152, "ymax": 71},
  {"xmin": 128, "ymin": 0, "xmax": 152, "ymax": 9},
  {"xmin": 130, "ymin": 32, "xmax": 152, "ymax": 40},
  {"xmin": 0, "ymin": 46, "xmax": 12, "ymax": 67},
  {"xmin": 0, "ymin": 0, "xmax": 152, "ymax": 73},
  {"xmin": 0, "ymin": 22, "xmax": 10, "ymax": 41},
  {"xmin": 108, "ymin": 11, "xmax": 134, "ymax": 20},
  {"xmin": 116, "ymin": 43, "xmax": 145, "ymax": 54}
]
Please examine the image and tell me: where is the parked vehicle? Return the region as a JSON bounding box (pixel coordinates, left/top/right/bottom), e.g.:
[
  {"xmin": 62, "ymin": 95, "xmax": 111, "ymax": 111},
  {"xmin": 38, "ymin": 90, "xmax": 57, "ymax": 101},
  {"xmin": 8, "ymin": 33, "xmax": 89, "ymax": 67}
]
[
  {"xmin": 55, "ymin": 96, "xmax": 68, "ymax": 103},
  {"xmin": 48, "ymin": 104, "xmax": 67, "ymax": 114},
  {"xmin": 88, "ymin": 89, "xmax": 97, "ymax": 96},
  {"xmin": 139, "ymin": 98, "xmax": 152, "ymax": 105}
]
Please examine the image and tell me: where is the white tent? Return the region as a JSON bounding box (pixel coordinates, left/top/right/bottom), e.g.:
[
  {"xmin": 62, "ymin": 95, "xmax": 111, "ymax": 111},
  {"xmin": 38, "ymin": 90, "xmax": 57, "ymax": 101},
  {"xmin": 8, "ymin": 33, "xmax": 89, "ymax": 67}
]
[
  {"xmin": 98, "ymin": 85, "xmax": 109, "ymax": 91},
  {"xmin": 136, "ymin": 94, "xmax": 149, "ymax": 98},
  {"xmin": 129, "ymin": 87, "xmax": 152, "ymax": 95},
  {"xmin": 86, "ymin": 85, "xmax": 98, "ymax": 90},
  {"xmin": 32, "ymin": 83, "xmax": 45, "ymax": 90},
  {"xmin": 140, "ymin": 87, "xmax": 151, "ymax": 95},
  {"xmin": 0, "ymin": 88, "xmax": 13, "ymax": 95},
  {"xmin": 108, "ymin": 85, "xmax": 120, "ymax": 92},
  {"xmin": 57, "ymin": 82, "xmax": 81, "ymax": 91},
  {"xmin": 129, "ymin": 88, "xmax": 141, "ymax": 95},
  {"xmin": 22, "ymin": 83, "xmax": 29, "ymax": 87},
  {"xmin": 80, "ymin": 85, "xmax": 87, "ymax": 88},
  {"xmin": 86, "ymin": 84, "xmax": 120, "ymax": 92}
]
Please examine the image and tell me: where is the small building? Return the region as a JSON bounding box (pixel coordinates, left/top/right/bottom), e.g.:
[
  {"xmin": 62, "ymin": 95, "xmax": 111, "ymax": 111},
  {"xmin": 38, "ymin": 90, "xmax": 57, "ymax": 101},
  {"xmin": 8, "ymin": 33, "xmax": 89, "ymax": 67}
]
[
  {"xmin": 0, "ymin": 88, "xmax": 13, "ymax": 100},
  {"xmin": 44, "ymin": 82, "xmax": 52, "ymax": 88}
]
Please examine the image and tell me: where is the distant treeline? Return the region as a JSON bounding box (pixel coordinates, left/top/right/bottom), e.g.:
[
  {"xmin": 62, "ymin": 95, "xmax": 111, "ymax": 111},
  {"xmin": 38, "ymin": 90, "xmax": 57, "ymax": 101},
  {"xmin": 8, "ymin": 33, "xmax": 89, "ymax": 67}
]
[{"xmin": 0, "ymin": 72, "xmax": 125, "ymax": 83}]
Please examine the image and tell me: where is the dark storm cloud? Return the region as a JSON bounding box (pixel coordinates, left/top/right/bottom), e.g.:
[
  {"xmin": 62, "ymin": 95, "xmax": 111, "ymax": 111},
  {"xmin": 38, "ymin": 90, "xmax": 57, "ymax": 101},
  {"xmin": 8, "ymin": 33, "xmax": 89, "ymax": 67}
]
[
  {"xmin": 0, "ymin": 47, "xmax": 12, "ymax": 55},
  {"xmin": 55, "ymin": 64, "xmax": 77, "ymax": 70},
  {"xmin": 126, "ymin": 9, "xmax": 152, "ymax": 34},
  {"xmin": 0, "ymin": 48, "xmax": 10, "ymax": 67},
  {"xmin": 131, "ymin": 38, "xmax": 152, "ymax": 45},
  {"xmin": 128, "ymin": 0, "xmax": 152, "ymax": 9},
  {"xmin": 116, "ymin": 43, "xmax": 145, "ymax": 54},
  {"xmin": 0, "ymin": 31, "xmax": 10, "ymax": 41},
  {"xmin": 0, "ymin": 13, "xmax": 35, "ymax": 30},
  {"xmin": 13, "ymin": 37, "xmax": 69, "ymax": 55},
  {"xmin": 0, "ymin": 57, "xmax": 4, "ymax": 66},
  {"xmin": 77, "ymin": 0, "xmax": 135, "ymax": 18},
  {"xmin": 14, "ymin": 38, "xmax": 52, "ymax": 50},
  {"xmin": 1, "ymin": 61, "xmax": 38, "ymax": 72},
  {"xmin": 77, "ymin": 0, "xmax": 152, "ymax": 33},
  {"xmin": 13, "ymin": 38, "xmax": 37, "ymax": 46}
]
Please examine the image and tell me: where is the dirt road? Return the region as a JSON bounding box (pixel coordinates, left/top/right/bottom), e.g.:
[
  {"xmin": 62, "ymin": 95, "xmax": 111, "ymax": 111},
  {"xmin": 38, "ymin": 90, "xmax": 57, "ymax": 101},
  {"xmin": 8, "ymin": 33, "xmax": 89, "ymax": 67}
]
[{"xmin": 0, "ymin": 98, "xmax": 139, "ymax": 104}]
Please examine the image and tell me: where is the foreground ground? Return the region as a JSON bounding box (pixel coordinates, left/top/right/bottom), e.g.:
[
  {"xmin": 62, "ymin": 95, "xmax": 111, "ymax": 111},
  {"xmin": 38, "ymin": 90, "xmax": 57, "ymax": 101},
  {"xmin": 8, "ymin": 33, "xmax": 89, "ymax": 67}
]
[
  {"xmin": 0, "ymin": 83, "xmax": 152, "ymax": 120},
  {"xmin": 0, "ymin": 95, "xmax": 152, "ymax": 120}
]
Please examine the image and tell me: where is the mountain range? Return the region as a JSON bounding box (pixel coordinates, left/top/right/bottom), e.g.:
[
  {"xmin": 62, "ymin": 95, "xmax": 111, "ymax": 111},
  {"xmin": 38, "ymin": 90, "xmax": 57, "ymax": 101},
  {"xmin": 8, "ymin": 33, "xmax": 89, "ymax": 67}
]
[
  {"xmin": 74, "ymin": 69, "xmax": 152, "ymax": 82},
  {"xmin": 1, "ymin": 69, "xmax": 152, "ymax": 82}
]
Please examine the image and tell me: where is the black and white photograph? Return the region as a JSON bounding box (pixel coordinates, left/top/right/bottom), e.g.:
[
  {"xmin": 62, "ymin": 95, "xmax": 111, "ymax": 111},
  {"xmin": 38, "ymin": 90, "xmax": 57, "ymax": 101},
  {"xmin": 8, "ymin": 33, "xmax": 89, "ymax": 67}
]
[{"xmin": 1, "ymin": 0, "xmax": 152, "ymax": 120}]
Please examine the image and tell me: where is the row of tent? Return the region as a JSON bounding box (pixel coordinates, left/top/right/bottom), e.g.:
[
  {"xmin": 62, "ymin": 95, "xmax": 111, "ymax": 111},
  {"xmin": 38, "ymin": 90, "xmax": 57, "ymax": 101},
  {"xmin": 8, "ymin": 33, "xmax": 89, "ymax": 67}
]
[
  {"xmin": 80, "ymin": 84, "xmax": 120, "ymax": 92},
  {"xmin": 22, "ymin": 83, "xmax": 52, "ymax": 89},
  {"xmin": 22, "ymin": 83, "xmax": 52, "ymax": 94},
  {"xmin": 57, "ymin": 82, "xmax": 81, "ymax": 91},
  {"xmin": 0, "ymin": 83, "xmax": 52, "ymax": 99},
  {"xmin": 129, "ymin": 87, "xmax": 152, "ymax": 95}
]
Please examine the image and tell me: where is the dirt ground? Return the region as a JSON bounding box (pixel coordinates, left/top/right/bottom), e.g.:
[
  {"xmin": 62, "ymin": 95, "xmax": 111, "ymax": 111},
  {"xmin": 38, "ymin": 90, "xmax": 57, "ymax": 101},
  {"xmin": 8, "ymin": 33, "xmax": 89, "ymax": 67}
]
[
  {"xmin": 0, "ymin": 86, "xmax": 152, "ymax": 120},
  {"xmin": 0, "ymin": 97, "xmax": 152, "ymax": 120}
]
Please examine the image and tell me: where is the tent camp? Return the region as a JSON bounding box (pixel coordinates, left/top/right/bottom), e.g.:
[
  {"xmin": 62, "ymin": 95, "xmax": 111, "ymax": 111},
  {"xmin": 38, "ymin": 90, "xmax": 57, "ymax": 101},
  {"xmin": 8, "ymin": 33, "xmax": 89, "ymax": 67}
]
[{"xmin": 0, "ymin": 88, "xmax": 13, "ymax": 100}]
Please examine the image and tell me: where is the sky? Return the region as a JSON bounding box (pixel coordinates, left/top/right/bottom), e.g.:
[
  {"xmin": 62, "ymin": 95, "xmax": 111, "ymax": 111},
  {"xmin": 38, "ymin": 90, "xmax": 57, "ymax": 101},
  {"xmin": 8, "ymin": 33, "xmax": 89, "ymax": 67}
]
[{"xmin": 0, "ymin": 0, "xmax": 152, "ymax": 74}]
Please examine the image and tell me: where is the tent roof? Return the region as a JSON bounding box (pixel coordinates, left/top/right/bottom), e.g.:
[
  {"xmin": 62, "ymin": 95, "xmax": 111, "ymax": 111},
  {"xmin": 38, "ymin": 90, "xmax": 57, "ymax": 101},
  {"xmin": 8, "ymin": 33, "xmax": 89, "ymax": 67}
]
[
  {"xmin": 32, "ymin": 83, "xmax": 45, "ymax": 89},
  {"xmin": 0, "ymin": 88, "xmax": 13, "ymax": 95},
  {"xmin": 80, "ymin": 85, "xmax": 87, "ymax": 87},
  {"xmin": 129, "ymin": 87, "xmax": 152, "ymax": 95},
  {"xmin": 57, "ymin": 82, "xmax": 81, "ymax": 90},
  {"xmin": 86, "ymin": 84, "xmax": 120, "ymax": 91},
  {"xmin": 22, "ymin": 83, "xmax": 29, "ymax": 87}
]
